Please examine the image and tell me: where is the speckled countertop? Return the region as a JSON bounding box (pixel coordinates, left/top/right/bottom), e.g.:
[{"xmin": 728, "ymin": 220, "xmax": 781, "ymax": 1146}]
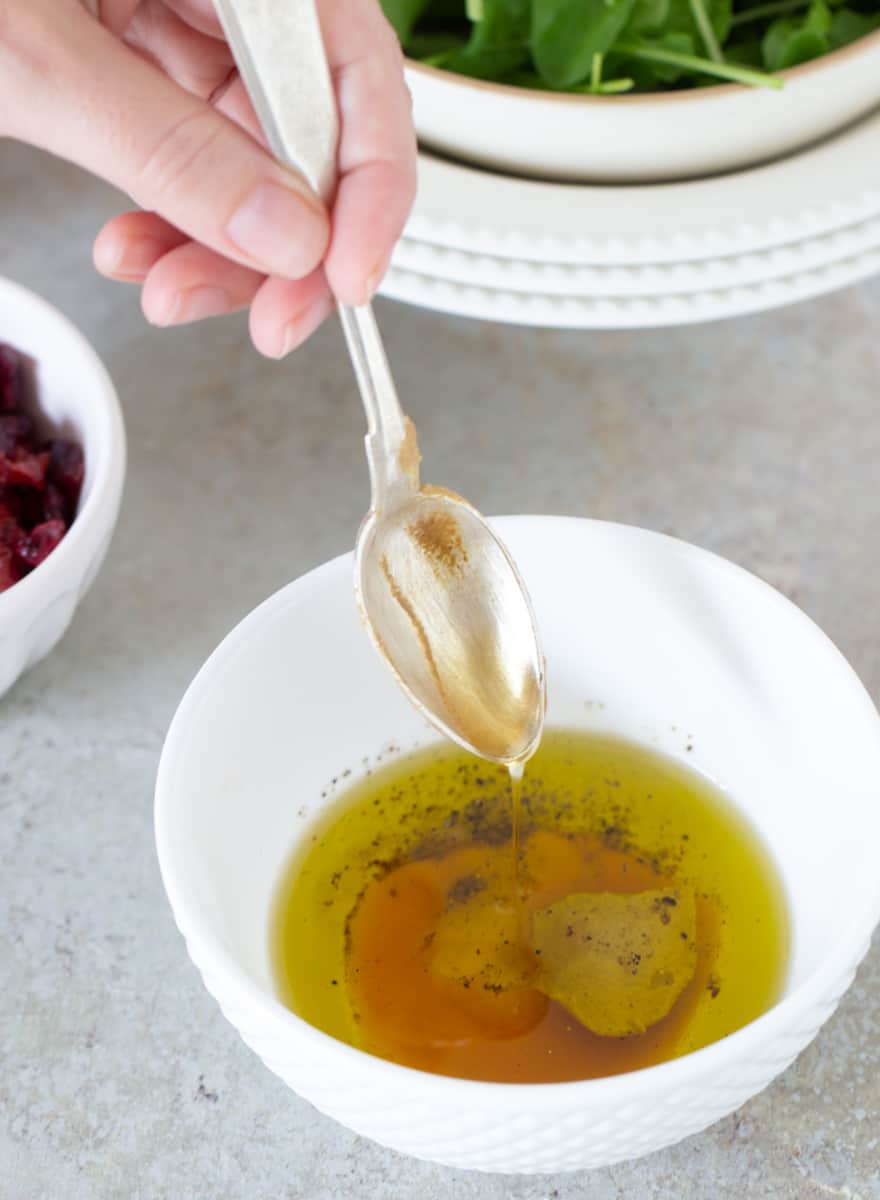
[{"xmin": 2, "ymin": 141, "xmax": 878, "ymax": 1200}]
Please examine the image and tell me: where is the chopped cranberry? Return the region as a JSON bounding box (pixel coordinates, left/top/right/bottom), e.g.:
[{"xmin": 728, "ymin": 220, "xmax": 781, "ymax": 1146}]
[
  {"xmin": 48, "ymin": 439, "xmax": 84, "ymax": 498},
  {"xmin": 0, "ymin": 345, "xmax": 22, "ymax": 412},
  {"xmin": 42, "ymin": 482, "xmax": 70, "ymax": 523},
  {"xmin": 0, "ymin": 519, "xmax": 24, "ymax": 549},
  {"xmin": 14, "ymin": 519, "xmax": 66, "ymax": 571},
  {"xmin": 0, "ymin": 500, "xmax": 25, "ymax": 546},
  {"xmin": 9, "ymin": 484, "xmax": 43, "ymax": 529},
  {"xmin": 0, "ymin": 345, "xmax": 83, "ymax": 596},
  {"xmin": 0, "ymin": 447, "xmax": 49, "ymax": 489},
  {"xmin": 0, "ymin": 491, "xmax": 22, "ymax": 520},
  {"xmin": 0, "ymin": 544, "xmax": 21, "ymax": 592},
  {"xmin": 0, "ymin": 413, "xmax": 33, "ymax": 454}
]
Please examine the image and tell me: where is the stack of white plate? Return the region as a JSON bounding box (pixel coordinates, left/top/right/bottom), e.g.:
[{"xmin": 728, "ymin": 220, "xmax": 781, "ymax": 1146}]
[{"xmin": 381, "ymin": 109, "xmax": 880, "ymax": 329}]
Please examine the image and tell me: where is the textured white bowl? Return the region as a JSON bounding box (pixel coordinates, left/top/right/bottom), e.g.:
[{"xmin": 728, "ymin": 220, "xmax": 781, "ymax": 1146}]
[
  {"xmin": 155, "ymin": 517, "xmax": 880, "ymax": 1174},
  {"xmin": 406, "ymin": 32, "xmax": 880, "ymax": 183},
  {"xmin": 0, "ymin": 277, "xmax": 125, "ymax": 699}
]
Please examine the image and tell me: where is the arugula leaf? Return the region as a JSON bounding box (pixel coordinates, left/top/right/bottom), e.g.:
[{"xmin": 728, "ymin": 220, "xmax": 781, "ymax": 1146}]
[
  {"xmin": 762, "ymin": 0, "xmax": 832, "ymax": 68},
  {"xmin": 407, "ymin": 30, "xmax": 469, "ymax": 58},
  {"xmin": 828, "ymin": 5, "xmax": 880, "ymax": 47},
  {"xmin": 724, "ymin": 36, "xmax": 766, "ymax": 66},
  {"xmin": 729, "ymin": 0, "xmax": 810, "ymax": 29},
  {"xmin": 595, "ymin": 75, "xmax": 638, "ymax": 91},
  {"xmin": 611, "ymin": 30, "xmax": 699, "ymax": 81},
  {"xmin": 665, "ymin": 0, "xmax": 733, "ymax": 46},
  {"xmin": 419, "ymin": 0, "xmax": 467, "ymax": 22},
  {"xmin": 398, "ymin": 0, "xmax": 879, "ymax": 93},
  {"xmin": 382, "ymin": 0, "xmax": 434, "ymax": 43},
  {"xmin": 573, "ymin": 51, "xmax": 637, "ymax": 92},
  {"xmin": 801, "ymin": 0, "xmax": 831, "ymax": 32},
  {"xmin": 443, "ymin": 0, "xmax": 531, "ymax": 80},
  {"xmin": 626, "ymin": 0, "xmax": 673, "ymax": 35},
  {"xmin": 762, "ymin": 21, "xmax": 826, "ymax": 65},
  {"xmin": 642, "ymin": 30, "xmax": 698, "ymax": 79},
  {"xmin": 499, "ymin": 68, "xmax": 548, "ymax": 86},
  {"xmin": 709, "ymin": 0, "xmax": 733, "ymax": 40},
  {"xmin": 617, "ymin": 34, "xmax": 784, "ymax": 83},
  {"xmin": 532, "ymin": 0, "xmax": 641, "ymax": 88},
  {"xmin": 688, "ymin": 0, "xmax": 725, "ymax": 58}
]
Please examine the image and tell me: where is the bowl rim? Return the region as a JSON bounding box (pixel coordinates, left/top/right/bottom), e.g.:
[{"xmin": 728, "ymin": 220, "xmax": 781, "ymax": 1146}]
[
  {"xmin": 404, "ymin": 27, "xmax": 880, "ymax": 107},
  {"xmin": 0, "ymin": 275, "xmax": 126, "ymax": 622},
  {"xmin": 155, "ymin": 515, "xmax": 880, "ymax": 1104}
]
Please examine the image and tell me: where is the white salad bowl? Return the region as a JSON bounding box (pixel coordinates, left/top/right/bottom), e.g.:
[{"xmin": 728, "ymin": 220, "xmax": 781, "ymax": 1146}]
[
  {"xmin": 0, "ymin": 277, "xmax": 125, "ymax": 700},
  {"xmin": 155, "ymin": 516, "xmax": 880, "ymax": 1174},
  {"xmin": 405, "ymin": 31, "xmax": 880, "ymax": 183}
]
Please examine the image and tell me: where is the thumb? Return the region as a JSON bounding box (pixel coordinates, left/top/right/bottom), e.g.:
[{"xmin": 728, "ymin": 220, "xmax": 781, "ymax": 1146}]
[{"xmin": 4, "ymin": 2, "xmax": 329, "ymax": 281}]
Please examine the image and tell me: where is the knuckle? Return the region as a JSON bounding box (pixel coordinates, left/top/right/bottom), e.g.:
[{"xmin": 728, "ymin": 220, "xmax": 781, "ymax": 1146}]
[
  {"xmin": 133, "ymin": 106, "xmax": 223, "ymax": 206},
  {"xmin": 0, "ymin": 2, "xmax": 50, "ymax": 133},
  {"xmin": 1, "ymin": 0, "xmax": 74, "ymax": 63},
  {"xmin": 0, "ymin": 0, "xmax": 28, "ymax": 49}
]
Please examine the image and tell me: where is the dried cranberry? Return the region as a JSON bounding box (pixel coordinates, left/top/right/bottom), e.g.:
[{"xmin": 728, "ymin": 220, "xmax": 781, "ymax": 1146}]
[
  {"xmin": 0, "ymin": 345, "xmax": 22, "ymax": 412},
  {"xmin": 10, "ymin": 485, "xmax": 43, "ymax": 529},
  {"xmin": 0, "ymin": 519, "xmax": 24, "ymax": 548},
  {"xmin": 42, "ymin": 482, "xmax": 70, "ymax": 523},
  {"xmin": 0, "ymin": 544, "xmax": 21, "ymax": 591},
  {"xmin": 14, "ymin": 519, "xmax": 66, "ymax": 571},
  {"xmin": 0, "ymin": 508, "xmax": 25, "ymax": 547},
  {"xmin": 48, "ymin": 439, "xmax": 84, "ymax": 499},
  {"xmin": 0, "ymin": 490, "xmax": 22, "ymax": 520},
  {"xmin": 0, "ymin": 413, "xmax": 33, "ymax": 454},
  {"xmin": 0, "ymin": 447, "xmax": 49, "ymax": 489},
  {"xmin": 0, "ymin": 344, "xmax": 84, "ymax": 596}
]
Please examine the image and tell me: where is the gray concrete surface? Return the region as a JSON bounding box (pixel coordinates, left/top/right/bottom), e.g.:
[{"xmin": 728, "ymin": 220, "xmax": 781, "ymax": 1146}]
[{"xmin": 1, "ymin": 140, "xmax": 878, "ymax": 1200}]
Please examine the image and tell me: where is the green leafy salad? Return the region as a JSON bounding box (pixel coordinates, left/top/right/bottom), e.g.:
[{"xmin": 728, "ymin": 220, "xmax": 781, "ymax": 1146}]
[{"xmin": 381, "ymin": 0, "xmax": 880, "ymax": 92}]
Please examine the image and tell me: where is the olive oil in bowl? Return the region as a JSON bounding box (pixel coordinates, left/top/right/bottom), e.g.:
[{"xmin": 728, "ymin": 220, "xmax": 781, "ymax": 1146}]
[{"xmin": 272, "ymin": 730, "xmax": 789, "ymax": 1084}]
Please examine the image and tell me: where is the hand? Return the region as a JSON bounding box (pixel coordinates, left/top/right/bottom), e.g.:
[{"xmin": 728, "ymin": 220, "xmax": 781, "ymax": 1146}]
[{"xmin": 1, "ymin": 0, "xmax": 416, "ymax": 356}]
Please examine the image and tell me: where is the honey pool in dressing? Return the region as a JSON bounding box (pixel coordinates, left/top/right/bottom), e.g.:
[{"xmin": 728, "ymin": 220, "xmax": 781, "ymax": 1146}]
[{"xmin": 272, "ymin": 730, "xmax": 789, "ymax": 1084}]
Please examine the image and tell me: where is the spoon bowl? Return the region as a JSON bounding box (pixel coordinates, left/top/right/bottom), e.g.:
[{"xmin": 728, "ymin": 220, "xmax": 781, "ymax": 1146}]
[{"xmin": 355, "ymin": 487, "xmax": 544, "ymax": 764}]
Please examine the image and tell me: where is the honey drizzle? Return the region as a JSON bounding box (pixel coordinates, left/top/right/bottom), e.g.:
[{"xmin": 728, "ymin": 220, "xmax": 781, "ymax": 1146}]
[{"xmin": 509, "ymin": 758, "xmax": 524, "ymax": 893}]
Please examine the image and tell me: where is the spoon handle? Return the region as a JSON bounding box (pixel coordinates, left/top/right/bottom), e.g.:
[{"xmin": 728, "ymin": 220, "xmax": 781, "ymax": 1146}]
[
  {"xmin": 212, "ymin": 0, "xmax": 338, "ymax": 203},
  {"xmin": 213, "ymin": 0, "xmax": 416, "ymax": 507},
  {"xmin": 338, "ymin": 306, "xmax": 415, "ymax": 505}
]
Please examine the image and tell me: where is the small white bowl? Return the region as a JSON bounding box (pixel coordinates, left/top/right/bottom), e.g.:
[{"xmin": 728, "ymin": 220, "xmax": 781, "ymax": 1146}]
[
  {"xmin": 0, "ymin": 277, "xmax": 126, "ymax": 700},
  {"xmin": 406, "ymin": 31, "xmax": 880, "ymax": 183},
  {"xmin": 155, "ymin": 516, "xmax": 880, "ymax": 1174}
]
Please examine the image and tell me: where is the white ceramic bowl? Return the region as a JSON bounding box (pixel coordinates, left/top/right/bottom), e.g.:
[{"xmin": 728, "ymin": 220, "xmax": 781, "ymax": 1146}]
[
  {"xmin": 406, "ymin": 32, "xmax": 880, "ymax": 183},
  {"xmin": 0, "ymin": 277, "xmax": 126, "ymax": 699},
  {"xmin": 155, "ymin": 517, "xmax": 880, "ymax": 1174}
]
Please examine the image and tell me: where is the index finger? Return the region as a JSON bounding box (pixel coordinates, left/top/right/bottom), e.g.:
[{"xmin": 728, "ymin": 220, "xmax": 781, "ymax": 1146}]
[
  {"xmin": 86, "ymin": 0, "xmax": 223, "ymax": 37},
  {"xmin": 164, "ymin": 0, "xmax": 226, "ymax": 38},
  {"xmin": 317, "ymin": 0, "xmax": 417, "ymax": 305}
]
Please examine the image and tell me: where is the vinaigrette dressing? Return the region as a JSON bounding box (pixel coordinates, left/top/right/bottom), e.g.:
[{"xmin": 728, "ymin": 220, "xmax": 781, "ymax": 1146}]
[{"xmin": 272, "ymin": 731, "xmax": 788, "ymax": 1083}]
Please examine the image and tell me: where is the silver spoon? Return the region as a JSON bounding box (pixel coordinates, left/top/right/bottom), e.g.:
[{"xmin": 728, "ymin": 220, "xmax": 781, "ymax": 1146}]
[{"xmin": 214, "ymin": 0, "xmax": 544, "ymax": 765}]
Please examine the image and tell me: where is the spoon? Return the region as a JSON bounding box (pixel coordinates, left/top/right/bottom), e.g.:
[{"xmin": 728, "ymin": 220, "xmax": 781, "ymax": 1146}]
[{"xmin": 214, "ymin": 0, "xmax": 545, "ymax": 765}]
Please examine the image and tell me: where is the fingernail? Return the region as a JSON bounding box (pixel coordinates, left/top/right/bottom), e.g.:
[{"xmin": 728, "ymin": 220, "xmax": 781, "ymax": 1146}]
[
  {"xmin": 121, "ymin": 238, "xmax": 171, "ymax": 278},
  {"xmin": 365, "ymin": 257, "xmax": 389, "ymax": 301},
  {"xmin": 94, "ymin": 238, "xmax": 123, "ymax": 275},
  {"xmin": 226, "ymin": 181, "xmax": 326, "ymax": 278},
  {"xmin": 271, "ymin": 313, "xmax": 308, "ymax": 360},
  {"xmin": 153, "ymin": 286, "xmax": 228, "ymax": 326},
  {"xmin": 270, "ymin": 295, "xmax": 334, "ymax": 359},
  {"xmin": 95, "ymin": 236, "xmax": 168, "ymax": 280}
]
